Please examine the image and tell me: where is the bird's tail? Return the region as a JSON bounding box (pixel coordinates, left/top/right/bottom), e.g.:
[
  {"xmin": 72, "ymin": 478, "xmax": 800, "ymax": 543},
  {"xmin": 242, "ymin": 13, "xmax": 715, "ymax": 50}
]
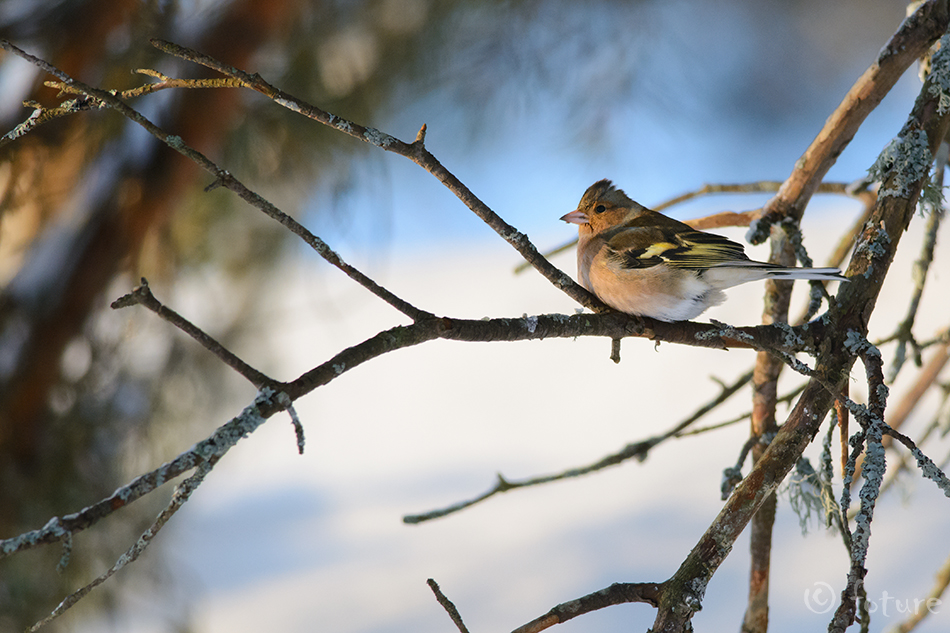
[
  {"xmin": 704, "ymin": 262, "xmax": 847, "ymax": 289},
  {"xmin": 763, "ymin": 266, "xmax": 848, "ymax": 282}
]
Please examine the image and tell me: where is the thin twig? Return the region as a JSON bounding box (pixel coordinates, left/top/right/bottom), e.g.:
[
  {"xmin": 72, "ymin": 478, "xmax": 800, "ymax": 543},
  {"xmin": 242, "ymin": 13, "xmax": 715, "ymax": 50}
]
[
  {"xmin": 828, "ymin": 339, "xmax": 950, "ymax": 630},
  {"xmin": 111, "ymin": 278, "xmax": 278, "ymax": 389},
  {"xmin": 404, "ymin": 370, "xmax": 752, "ymax": 524},
  {"xmin": 832, "ymin": 348, "xmax": 888, "ymax": 633},
  {"xmin": 427, "ymin": 579, "xmax": 470, "ymax": 633},
  {"xmin": 856, "ymin": 384, "xmax": 949, "ymax": 514},
  {"xmin": 851, "ymin": 340, "xmax": 949, "ymax": 484},
  {"xmin": 28, "ymin": 457, "xmax": 218, "ymax": 631},
  {"xmin": 511, "ymin": 582, "xmax": 662, "ymax": 633},
  {"xmin": 888, "ymin": 141, "xmax": 947, "ymax": 381},
  {"xmin": 3, "ymin": 74, "xmax": 249, "ymax": 140},
  {"xmin": 0, "ymin": 389, "xmax": 285, "ymax": 559},
  {"xmin": 678, "ymin": 382, "xmax": 807, "ymax": 436},
  {"xmin": 286, "ymin": 400, "xmax": 305, "ymax": 455}
]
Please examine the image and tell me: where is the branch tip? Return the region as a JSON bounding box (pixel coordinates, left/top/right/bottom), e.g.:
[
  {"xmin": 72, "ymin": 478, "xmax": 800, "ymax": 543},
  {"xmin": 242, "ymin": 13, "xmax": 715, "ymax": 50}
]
[
  {"xmin": 427, "ymin": 578, "xmax": 470, "ymax": 633},
  {"xmin": 110, "ymin": 277, "xmax": 152, "ymax": 309}
]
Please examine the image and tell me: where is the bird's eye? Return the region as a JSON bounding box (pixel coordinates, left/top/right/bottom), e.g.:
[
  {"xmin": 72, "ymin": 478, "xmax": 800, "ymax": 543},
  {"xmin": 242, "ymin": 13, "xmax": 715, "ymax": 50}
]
[{"xmin": 593, "ymin": 204, "xmax": 606, "ymax": 214}]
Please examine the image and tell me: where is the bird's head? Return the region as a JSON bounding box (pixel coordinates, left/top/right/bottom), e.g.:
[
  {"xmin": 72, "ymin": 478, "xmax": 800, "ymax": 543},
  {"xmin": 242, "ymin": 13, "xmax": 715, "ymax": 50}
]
[{"xmin": 560, "ymin": 179, "xmax": 639, "ymax": 234}]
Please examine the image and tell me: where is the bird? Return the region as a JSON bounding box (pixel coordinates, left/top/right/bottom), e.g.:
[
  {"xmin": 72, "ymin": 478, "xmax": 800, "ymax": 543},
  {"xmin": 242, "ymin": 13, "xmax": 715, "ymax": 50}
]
[{"xmin": 560, "ymin": 179, "xmax": 847, "ymax": 322}]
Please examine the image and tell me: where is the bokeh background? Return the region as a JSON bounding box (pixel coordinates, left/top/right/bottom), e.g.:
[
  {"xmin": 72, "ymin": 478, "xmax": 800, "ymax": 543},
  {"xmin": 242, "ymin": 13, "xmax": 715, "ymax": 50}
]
[{"xmin": 1, "ymin": 1, "xmax": 949, "ymax": 632}]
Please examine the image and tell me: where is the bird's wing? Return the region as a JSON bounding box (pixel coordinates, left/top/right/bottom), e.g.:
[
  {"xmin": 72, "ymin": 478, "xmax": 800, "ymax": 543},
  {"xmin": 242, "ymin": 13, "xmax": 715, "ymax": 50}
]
[{"xmin": 603, "ymin": 214, "xmax": 749, "ymax": 271}]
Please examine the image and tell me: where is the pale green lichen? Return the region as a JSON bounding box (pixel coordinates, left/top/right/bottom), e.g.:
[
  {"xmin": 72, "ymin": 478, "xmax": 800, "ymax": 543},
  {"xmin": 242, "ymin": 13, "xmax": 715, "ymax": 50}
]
[
  {"xmin": 785, "ymin": 457, "xmax": 838, "ymax": 535},
  {"xmin": 273, "ymin": 95, "xmax": 304, "ymax": 115},
  {"xmin": 867, "ymin": 130, "xmax": 932, "ymax": 198},
  {"xmin": 911, "ymin": 446, "xmax": 950, "ymax": 497},
  {"xmin": 854, "ymin": 435, "xmax": 886, "ymax": 547},
  {"xmin": 843, "ymin": 330, "xmax": 880, "ymax": 358},
  {"xmin": 926, "ymin": 34, "xmax": 950, "ymax": 114},
  {"xmin": 920, "ymin": 170, "xmax": 947, "ymax": 210},
  {"xmin": 695, "ymin": 320, "xmax": 754, "ymax": 345},
  {"xmin": 875, "ymin": 382, "xmax": 890, "ymax": 401},
  {"xmin": 193, "ymin": 388, "xmax": 273, "ymax": 460},
  {"xmin": 776, "ymin": 321, "xmax": 805, "ymax": 349},
  {"xmin": 523, "ymin": 314, "xmax": 539, "ymax": 334},
  {"xmin": 685, "ymin": 578, "xmax": 707, "ymax": 611},
  {"xmin": 363, "ymin": 127, "xmax": 395, "ymax": 147}
]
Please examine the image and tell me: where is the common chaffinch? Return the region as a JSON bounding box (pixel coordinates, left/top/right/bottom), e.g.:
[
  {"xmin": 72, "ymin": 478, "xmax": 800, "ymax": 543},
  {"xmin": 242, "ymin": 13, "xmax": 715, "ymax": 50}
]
[{"xmin": 561, "ymin": 179, "xmax": 847, "ymax": 322}]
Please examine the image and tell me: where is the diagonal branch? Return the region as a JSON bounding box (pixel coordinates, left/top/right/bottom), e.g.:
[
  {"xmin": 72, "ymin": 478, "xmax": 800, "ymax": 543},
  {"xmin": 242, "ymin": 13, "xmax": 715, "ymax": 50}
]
[
  {"xmin": 652, "ymin": 22, "xmax": 950, "ymax": 631},
  {"xmin": 146, "ymin": 38, "xmax": 604, "ymax": 313},
  {"xmin": 748, "ymin": 0, "xmax": 950, "ymax": 244},
  {"xmin": 511, "ymin": 582, "xmax": 662, "ymax": 633},
  {"xmin": 0, "ymin": 389, "xmax": 285, "ymax": 559},
  {"xmin": 0, "ymin": 310, "xmax": 827, "ymax": 561},
  {"xmin": 26, "ymin": 457, "xmax": 218, "ymax": 631},
  {"xmin": 403, "ymin": 369, "xmax": 753, "ymax": 524},
  {"xmin": 427, "ymin": 579, "xmax": 471, "ymax": 633},
  {"xmin": 111, "ymin": 278, "xmax": 279, "ymax": 389}
]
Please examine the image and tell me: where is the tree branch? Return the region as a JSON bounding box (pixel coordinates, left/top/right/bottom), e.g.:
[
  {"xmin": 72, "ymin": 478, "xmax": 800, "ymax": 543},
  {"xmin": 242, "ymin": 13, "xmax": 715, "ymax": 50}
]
[
  {"xmin": 652, "ymin": 20, "xmax": 950, "ymax": 631},
  {"xmin": 0, "ymin": 389, "xmax": 285, "ymax": 559},
  {"xmin": 511, "ymin": 582, "xmax": 662, "ymax": 633},
  {"xmin": 427, "ymin": 579, "xmax": 470, "ymax": 633},
  {"xmin": 144, "ymin": 39, "xmax": 605, "ymax": 314},
  {"xmin": 0, "ymin": 39, "xmax": 434, "ymax": 324},
  {"xmin": 747, "ymin": 0, "xmax": 950, "ymax": 243},
  {"xmin": 111, "ymin": 277, "xmax": 279, "ymax": 389},
  {"xmin": 742, "ymin": 219, "xmax": 796, "ymax": 633},
  {"xmin": 2, "ymin": 6, "xmax": 949, "ymax": 630},
  {"xmin": 26, "ymin": 457, "xmax": 218, "ymax": 631},
  {"xmin": 404, "ymin": 370, "xmax": 753, "ymax": 524}
]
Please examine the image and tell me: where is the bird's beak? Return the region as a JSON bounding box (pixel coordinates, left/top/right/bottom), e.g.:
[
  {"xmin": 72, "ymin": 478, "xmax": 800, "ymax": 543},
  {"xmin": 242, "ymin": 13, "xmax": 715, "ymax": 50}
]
[{"xmin": 560, "ymin": 209, "xmax": 588, "ymax": 225}]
